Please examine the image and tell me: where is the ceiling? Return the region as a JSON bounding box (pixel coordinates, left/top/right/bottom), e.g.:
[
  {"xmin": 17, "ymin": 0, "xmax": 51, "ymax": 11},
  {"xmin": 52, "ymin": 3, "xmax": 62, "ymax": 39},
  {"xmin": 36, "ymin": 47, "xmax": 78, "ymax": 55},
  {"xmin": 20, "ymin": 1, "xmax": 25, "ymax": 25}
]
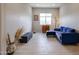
[{"xmin": 28, "ymin": 3, "xmax": 62, "ymax": 8}]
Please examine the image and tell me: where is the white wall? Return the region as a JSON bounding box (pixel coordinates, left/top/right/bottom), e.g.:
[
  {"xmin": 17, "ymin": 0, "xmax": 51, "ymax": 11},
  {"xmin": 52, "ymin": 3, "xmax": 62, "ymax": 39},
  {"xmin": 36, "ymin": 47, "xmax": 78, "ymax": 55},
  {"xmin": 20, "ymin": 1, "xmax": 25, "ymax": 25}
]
[
  {"xmin": 0, "ymin": 3, "xmax": 32, "ymax": 55},
  {"xmin": 0, "ymin": 4, "xmax": 6, "ymax": 54},
  {"xmin": 60, "ymin": 3, "xmax": 79, "ymax": 29},
  {"xmin": 4, "ymin": 4, "xmax": 32, "ymax": 42},
  {"xmin": 32, "ymin": 8, "xmax": 59, "ymax": 32},
  {"xmin": 0, "ymin": 4, "xmax": 1, "ymax": 54}
]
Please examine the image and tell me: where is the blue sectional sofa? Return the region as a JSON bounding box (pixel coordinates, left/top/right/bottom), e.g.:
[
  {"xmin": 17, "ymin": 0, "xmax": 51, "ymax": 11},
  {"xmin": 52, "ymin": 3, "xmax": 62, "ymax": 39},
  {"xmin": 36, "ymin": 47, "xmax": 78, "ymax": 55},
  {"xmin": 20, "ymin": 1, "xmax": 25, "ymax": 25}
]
[{"xmin": 46, "ymin": 26, "xmax": 79, "ymax": 44}]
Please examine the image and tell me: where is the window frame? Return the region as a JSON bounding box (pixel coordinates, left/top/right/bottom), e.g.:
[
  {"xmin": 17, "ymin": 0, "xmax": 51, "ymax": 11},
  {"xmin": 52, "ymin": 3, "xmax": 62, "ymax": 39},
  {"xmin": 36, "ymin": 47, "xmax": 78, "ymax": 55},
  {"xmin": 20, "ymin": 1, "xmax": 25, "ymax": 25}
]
[{"xmin": 40, "ymin": 13, "xmax": 52, "ymax": 25}]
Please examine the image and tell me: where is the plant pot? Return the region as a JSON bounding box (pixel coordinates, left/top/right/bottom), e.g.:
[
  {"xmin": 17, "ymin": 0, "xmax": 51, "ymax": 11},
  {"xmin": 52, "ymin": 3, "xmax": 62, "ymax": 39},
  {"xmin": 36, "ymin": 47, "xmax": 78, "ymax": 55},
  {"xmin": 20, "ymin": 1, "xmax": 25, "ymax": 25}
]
[
  {"xmin": 6, "ymin": 43, "xmax": 16, "ymax": 55},
  {"xmin": 7, "ymin": 51, "xmax": 14, "ymax": 55}
]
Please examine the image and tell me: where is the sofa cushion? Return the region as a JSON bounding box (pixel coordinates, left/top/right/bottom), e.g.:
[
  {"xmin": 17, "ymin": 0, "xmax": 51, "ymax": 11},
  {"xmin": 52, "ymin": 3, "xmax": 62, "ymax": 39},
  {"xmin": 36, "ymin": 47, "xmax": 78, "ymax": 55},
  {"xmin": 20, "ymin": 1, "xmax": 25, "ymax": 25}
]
[
  {"xmin": 60, "ymin": 26, "xmax": 75, "ymax": 33},
  {"xmin": 66, "ymin": 28, "xmax": 75, "ymax": 32},
  {"xmin": 60, "ymin": 26, "xmax": 64, "ymax": 31}
]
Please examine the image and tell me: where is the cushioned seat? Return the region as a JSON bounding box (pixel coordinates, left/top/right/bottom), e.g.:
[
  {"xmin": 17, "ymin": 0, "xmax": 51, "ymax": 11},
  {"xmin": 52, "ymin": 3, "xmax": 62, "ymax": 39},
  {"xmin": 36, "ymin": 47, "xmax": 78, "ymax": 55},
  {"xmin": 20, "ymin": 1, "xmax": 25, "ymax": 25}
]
[
  {"xmin": 46, "ymin": 30, "xmax": 56, "ymax": 36},
  {"xmin": 19, "ymin": 32, "xmax": 33, "ymax": 43}
]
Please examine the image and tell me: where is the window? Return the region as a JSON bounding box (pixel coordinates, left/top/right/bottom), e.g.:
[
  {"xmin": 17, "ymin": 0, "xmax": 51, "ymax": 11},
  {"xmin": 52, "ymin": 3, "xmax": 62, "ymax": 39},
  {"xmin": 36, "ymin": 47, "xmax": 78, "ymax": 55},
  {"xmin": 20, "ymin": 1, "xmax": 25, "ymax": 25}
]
[{"xmin": 40, "ymin": 13, "xmax": 52, "ymax": 25}]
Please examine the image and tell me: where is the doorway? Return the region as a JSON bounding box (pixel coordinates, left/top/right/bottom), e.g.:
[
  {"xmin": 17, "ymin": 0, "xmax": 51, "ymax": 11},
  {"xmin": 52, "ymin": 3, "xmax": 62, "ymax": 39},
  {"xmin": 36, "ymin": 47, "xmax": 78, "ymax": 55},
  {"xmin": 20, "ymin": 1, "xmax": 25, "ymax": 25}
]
[{"xmin": 40, "ymin": 13, "xmax": 52, "ymax": 33}]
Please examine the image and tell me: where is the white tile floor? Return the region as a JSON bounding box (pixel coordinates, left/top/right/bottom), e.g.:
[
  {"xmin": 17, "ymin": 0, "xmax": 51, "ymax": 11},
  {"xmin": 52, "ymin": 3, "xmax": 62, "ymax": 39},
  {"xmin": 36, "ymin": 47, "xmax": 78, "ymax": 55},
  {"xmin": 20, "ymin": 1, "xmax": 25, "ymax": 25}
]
[{"xmin": 14, "ymin": 33, "xmax": 79, "ymax": 55}]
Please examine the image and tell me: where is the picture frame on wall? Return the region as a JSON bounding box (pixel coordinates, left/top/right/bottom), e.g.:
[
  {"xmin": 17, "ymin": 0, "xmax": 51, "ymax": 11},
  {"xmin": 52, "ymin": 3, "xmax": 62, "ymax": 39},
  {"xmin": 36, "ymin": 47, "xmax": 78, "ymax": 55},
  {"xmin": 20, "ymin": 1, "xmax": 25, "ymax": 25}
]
[{"xmin": 34, "ymin": 15, "xmax": 39, "ymax": 21}]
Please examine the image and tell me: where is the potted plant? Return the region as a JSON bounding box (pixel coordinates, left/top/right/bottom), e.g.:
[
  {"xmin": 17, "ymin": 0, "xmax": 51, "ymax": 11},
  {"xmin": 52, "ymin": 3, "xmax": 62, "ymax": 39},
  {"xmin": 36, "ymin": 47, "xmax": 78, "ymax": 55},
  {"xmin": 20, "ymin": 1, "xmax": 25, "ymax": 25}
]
[{"xmin": 6, "ymin": 27, "xmax": 23, "ymax": 55}]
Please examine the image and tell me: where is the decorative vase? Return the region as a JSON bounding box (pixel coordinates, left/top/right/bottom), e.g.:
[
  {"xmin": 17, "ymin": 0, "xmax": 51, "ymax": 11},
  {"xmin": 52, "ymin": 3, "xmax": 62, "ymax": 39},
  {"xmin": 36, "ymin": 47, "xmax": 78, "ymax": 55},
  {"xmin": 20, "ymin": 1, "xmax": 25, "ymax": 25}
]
[{"xmin": 6, "ymin": 42, "xmax": 16, "ymax": 55}]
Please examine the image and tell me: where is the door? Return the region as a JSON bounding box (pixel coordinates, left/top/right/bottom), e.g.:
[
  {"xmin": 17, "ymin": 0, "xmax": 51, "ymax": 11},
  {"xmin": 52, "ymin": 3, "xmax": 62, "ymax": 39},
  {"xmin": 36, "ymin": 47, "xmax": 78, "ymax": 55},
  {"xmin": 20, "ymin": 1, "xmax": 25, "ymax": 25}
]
[{"xmin": 42, "ymin": 25, "xmax": 49, "ymax": 33}]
